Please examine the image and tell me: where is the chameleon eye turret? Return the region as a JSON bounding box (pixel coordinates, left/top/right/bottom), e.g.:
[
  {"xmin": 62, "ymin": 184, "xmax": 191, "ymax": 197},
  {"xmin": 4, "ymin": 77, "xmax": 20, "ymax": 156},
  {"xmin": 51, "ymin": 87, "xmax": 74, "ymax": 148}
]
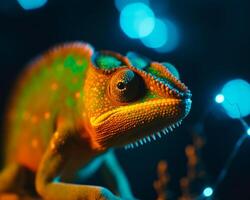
[
  {"xmin": 86, "ymin": 50, "xmax": 191, "ymax": 149},
  {"xmin": 108, "ymin": 69, "xmax": 144, "ymax": 103}
]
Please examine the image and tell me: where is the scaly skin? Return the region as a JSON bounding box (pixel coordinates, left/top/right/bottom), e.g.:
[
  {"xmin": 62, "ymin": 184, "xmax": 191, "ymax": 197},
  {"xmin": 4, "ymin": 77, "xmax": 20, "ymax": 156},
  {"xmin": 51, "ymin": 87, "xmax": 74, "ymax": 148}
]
[{"xmin": 0, "ymin": 42, "xmax": 191, "ymax": 200}]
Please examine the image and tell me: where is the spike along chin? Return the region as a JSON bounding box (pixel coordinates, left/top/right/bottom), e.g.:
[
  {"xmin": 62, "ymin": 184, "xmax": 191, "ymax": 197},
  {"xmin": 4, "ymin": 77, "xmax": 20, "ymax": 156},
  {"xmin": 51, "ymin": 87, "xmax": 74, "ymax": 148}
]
[{"xmin": 124, "ymin": 120, "xmax": 183, "ymax": 150}]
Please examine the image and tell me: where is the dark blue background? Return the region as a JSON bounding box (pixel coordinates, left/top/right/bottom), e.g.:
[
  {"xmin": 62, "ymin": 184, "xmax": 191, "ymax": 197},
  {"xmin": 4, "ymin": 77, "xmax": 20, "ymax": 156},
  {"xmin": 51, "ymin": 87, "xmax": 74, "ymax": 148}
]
[{"xmin": 0, "ymin": 0, "xmax": 250, "ymax": 199}]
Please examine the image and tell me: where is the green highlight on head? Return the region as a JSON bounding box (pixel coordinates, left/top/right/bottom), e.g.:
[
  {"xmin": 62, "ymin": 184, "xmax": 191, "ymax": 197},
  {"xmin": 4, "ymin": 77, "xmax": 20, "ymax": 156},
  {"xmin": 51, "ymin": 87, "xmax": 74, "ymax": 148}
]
[
  {"xmin": 93, "ymin": 53, "xmax": 122, "ymax": 70},
  {"xmin": 147, "ymin": 66, "xmax": 161, "ymax": 77}
]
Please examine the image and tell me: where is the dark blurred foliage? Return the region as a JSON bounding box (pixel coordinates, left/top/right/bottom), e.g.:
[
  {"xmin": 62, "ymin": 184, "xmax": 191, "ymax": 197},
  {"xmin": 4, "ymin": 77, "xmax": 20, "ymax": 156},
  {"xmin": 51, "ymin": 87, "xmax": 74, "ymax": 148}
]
[{"xmin": 0, "ymin": 0, "xmax": 250, "ymax": 199}]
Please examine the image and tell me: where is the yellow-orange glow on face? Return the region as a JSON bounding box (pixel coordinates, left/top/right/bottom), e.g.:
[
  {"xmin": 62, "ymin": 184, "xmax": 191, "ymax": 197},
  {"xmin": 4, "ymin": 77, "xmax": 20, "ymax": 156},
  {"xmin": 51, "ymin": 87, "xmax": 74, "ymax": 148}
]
[
  {"xmin": 84, "ymin": 68, "xmax": 117, "ymax": 122},
  {"xmin": 83, "ymin": 58, "xmax": 192, "ymax": 149}
]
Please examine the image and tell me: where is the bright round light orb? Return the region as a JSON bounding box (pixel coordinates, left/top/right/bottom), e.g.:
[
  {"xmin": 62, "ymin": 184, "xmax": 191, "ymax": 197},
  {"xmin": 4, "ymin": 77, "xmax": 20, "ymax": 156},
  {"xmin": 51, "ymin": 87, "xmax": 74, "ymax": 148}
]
[
  {"xmin": 203, "ymin": 187, "xmax": 213, "ymax": 197},
  {"xmin": 221, "ymin": 79, "xmax": 250, "ymax": 118},
  {"xmin": 141, "ymin": 18, "xmax": 167, "ymax": 48},
  {"xmin": 215, "ymin": 94, "xmax": 224, "ymax": 104},
  {"xmin": 115, "ymin": 0, "xmax": 149, "ymax": 11},
  {"xmin": 154, "ymin": 19, "xmax": 179, "ymax": 53},
  {"xmin": 17, "ymin": 0, "xmax": 47, "ymax": 10},
  {"xmin": 247, "ymin": 128, "xmax": 250, "ymax": 136},
  {"xmin": 120, "ymin": 3, "xmax": 155, "ymax": 39}
]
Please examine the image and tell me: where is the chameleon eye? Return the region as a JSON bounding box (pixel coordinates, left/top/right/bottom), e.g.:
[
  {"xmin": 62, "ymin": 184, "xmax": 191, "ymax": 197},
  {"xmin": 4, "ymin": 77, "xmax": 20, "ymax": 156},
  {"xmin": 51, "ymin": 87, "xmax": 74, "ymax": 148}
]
[
  {"xmin": 117, "ymin": 82, "xmax": 126, "ymax": 90},
  {"xmin": 109, "ymin": 69, "xmax": 142, "ymax": 103}
]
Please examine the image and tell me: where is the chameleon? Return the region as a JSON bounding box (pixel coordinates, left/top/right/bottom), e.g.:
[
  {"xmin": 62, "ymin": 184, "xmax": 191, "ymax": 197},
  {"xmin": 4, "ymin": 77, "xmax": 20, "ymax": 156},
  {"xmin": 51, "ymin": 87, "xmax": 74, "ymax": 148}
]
[{"xmin": 0, "ymin": 42, "xmax": 192, "ymax": 200}]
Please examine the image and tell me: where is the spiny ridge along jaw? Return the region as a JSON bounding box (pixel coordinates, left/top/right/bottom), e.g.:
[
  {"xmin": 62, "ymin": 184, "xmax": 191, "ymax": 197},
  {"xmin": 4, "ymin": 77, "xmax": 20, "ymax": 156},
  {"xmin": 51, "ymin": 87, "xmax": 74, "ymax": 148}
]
[{"xmin": 124, "ymin": 120, "xmax": 183, "ymax": 150}]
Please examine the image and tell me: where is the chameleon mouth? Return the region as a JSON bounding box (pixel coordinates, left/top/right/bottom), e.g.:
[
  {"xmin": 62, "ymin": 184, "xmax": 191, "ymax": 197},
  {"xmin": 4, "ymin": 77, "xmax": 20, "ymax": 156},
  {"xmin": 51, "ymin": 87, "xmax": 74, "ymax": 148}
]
[
  {"xmin": 124, "ymin": 118, "xmax": 183, "ymax": 149},
  {"xmin": 124, "ymin": 98, "xmax": 192, "ymax": 149},
  {"xmin": 91, "ymin": 98, "xmax": 191, "ymax": 126},
  {"xmin": 91, "ymin": 98, "xmax": 192, "ymax": 148},
  {"xmin": 91, "ymin": 109, "xmax": 121, "ymax": 127}
]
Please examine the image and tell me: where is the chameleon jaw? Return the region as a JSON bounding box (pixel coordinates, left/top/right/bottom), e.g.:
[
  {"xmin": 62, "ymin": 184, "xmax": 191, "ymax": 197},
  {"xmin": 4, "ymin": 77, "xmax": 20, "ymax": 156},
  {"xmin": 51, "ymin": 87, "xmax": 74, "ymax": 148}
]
[
  {"xmin": 90, "ymin": 98, "xmax": 190, "ymax": 126},
  {"xmin": 90, "ymin": 98, "xmax": 191, "ymax": 148}
]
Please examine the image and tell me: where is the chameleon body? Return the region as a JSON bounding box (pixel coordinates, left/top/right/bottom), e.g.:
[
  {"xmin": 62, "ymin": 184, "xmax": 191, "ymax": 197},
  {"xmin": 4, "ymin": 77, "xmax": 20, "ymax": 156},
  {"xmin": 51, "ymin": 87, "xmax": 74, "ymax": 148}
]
[{"xmin": 0, "ymin": 42, "xmax": 191, "ymax": 200}]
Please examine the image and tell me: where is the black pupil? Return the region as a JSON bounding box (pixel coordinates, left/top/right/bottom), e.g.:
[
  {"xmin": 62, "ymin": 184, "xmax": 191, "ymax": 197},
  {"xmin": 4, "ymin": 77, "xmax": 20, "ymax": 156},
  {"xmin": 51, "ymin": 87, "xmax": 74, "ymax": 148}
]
[{"xmin": 117, "ymin": 82, "xmax": 125, "ymax": 90}]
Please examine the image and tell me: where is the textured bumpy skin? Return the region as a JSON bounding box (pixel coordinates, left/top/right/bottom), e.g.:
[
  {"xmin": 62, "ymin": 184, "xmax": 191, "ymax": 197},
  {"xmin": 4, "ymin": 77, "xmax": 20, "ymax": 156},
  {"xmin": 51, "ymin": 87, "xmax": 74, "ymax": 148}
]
[{"xmin": 0, "ymin": 42, "xmax": 191, "ymax": 200}]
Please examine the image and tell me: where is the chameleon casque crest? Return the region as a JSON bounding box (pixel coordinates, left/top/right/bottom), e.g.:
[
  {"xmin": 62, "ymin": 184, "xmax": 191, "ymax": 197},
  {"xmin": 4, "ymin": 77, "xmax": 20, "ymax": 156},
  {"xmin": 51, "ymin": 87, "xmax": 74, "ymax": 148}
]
[{"xmin": 0, "ymin": 42, "xmax": 191, "ymax": 200}]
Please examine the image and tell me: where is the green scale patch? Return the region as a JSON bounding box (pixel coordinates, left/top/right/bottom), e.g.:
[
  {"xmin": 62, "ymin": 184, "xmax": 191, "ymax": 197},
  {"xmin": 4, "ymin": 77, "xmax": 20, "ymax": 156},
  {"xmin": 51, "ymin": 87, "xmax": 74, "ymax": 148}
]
[{"xmin": 94, "ymin": 54, "xmax": 122, "ymax": 70}]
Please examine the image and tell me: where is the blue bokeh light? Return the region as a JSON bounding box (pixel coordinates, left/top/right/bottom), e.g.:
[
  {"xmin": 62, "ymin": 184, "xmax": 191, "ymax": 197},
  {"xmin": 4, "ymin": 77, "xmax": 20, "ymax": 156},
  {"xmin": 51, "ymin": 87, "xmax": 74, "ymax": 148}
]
[
  {"xmin": 141, "ymin": 18, "xmax": 179, "ymax": 52},
  {"xmin": 221, "ymin": 79, "xmax": 250, "ymax": 119},
  {"xmin": 203, "ymin": 187, "xmax": 213, "ymax": 197},
  {"xmin": 155, "ymin": 19, "xmax": 179, "ymax": 53},
  {"xmin": 17, "ymin": 0, "xmax": 47, "ymax": 10},
  {"xmin": 141, "ymin": 18, "xmax": 167, "ymax": 48},
  {"xmin": 247, "ymin": 128, "xmax": 250, "ymax": 136},
  {"xmin": 120, "ymin": 3, "xmax": 155, "ymax": 39},
  {"xmin": 215, "ymin": 94, "xmax": 225, "ymax": 104},
  {"xmin": 115, "ymin": 0, "xmax": 149, "ymax": 11}
]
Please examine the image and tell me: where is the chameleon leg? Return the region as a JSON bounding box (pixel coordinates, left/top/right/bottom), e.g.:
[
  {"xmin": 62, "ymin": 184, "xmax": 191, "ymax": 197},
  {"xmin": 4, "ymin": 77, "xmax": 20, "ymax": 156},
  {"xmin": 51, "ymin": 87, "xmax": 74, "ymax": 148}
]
[
  {"xmin": 35, "ymin": 129, "xmax": 121, "ymax": 200},
  {"xmin": 101, "ymin": 151, "xmax": 136, "ymax": 200}
]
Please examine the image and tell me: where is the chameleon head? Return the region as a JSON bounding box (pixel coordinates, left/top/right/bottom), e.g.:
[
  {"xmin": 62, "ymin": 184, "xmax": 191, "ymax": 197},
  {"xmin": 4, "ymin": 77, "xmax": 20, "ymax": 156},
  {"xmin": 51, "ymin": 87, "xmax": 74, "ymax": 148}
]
[{"xmin": 84, "ymin": 51, "xmax": 191, "ymax": 149}]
